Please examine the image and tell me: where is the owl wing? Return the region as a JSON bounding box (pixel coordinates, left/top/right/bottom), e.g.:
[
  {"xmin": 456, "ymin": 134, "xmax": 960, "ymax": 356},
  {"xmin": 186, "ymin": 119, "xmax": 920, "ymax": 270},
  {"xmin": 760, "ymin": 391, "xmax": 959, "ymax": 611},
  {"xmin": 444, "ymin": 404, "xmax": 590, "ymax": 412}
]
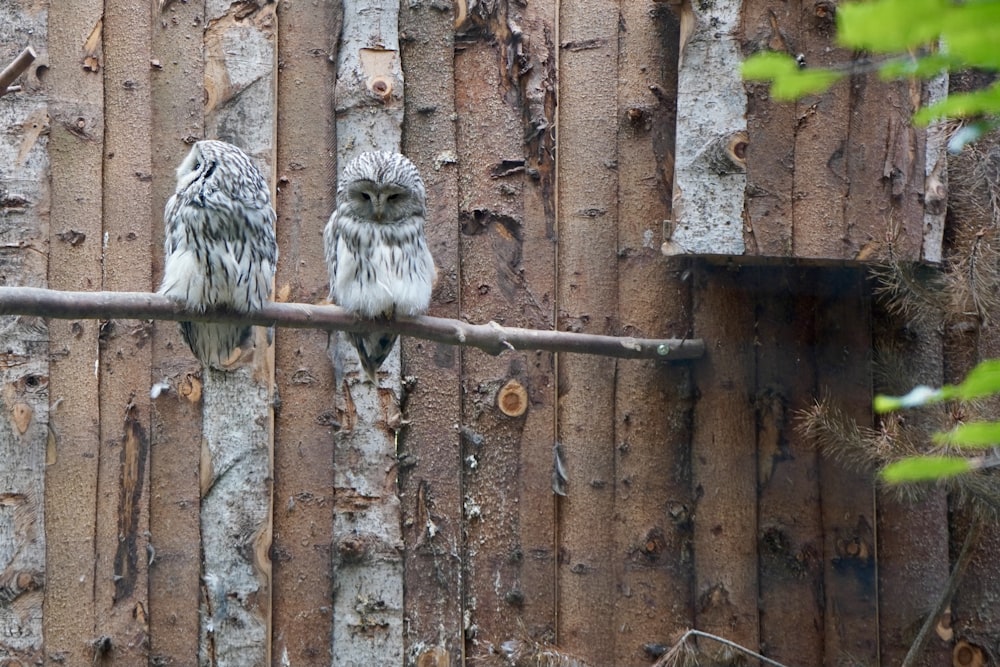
[{"xmin": 322, "ymin": 207, "xmax": 341, "ymax": 303}]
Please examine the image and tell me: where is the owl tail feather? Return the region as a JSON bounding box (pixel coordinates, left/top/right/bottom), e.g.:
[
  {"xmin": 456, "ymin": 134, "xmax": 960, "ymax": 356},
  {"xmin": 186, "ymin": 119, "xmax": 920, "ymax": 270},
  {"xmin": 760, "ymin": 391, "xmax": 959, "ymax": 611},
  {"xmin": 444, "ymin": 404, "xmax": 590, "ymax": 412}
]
[
  {"xmin": 180, "ymin": 321, "xmax": 253, "ymax": 370},
  {"xmin": 350, "ymin": 331, "xmax": 397, "ymax": 383}
]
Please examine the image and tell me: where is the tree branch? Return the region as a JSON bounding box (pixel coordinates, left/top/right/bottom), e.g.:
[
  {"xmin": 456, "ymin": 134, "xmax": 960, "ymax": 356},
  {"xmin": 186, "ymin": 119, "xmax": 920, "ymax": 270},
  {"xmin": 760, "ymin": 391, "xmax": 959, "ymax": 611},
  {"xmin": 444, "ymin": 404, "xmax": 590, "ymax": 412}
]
[
  {"xmin": 0, "ymin": 46, "xmax": 36, "ymax": 97},
  {"xmin": 0, "ymin": 287, "xmax": 704, "ymax": 361}
]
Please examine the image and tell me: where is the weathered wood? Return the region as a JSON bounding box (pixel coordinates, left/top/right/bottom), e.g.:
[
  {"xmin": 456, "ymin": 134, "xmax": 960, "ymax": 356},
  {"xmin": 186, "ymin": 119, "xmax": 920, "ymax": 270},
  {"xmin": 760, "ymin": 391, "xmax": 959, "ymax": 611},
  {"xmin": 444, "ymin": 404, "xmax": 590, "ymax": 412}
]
[
  {"xmin": 44, "ymin": 2, "xmax": 104, "ymax": 663},
  {"xmin": 148, "ymin": 2, "xmax": 206, "ymax": 665},
  {"xmin": 690, "ymin": 264, "xmax": 758, "ymax": 660},
  {"xmin": 332, "ymin": 1, "xmax": 406, "ymax": 664},
  {"xmin": 455, "ymin": 0, "xmax": 559, "ymax": 656},
  {"xmin": 922, "ymin": 73, "xmax": 949, "ymax": 264},
  {"xmin": 843, "ymin": 72, "xmax": 925, "ymax": 261},
  {"xmin": 815, "ymin": 268, "xmax": 877, "ymax": 667},
  {"xmin": 754, "ymin": 267, "xmax": 823, "ymax": 666},
  {"xmin": 270, "ymin": 2, "xmax": 339, "ymax": 665},
  {"xmin": 741, "ymin": 1, "xmax": 798, "ymax": 256},
  {"xmin": 96, "ymin": 3, "xmax": 154, "ymax": 660},
  {"xmin": 199, "ymin": 4, "xmax": 278, "ymax": 666},
  {"xmin": 873, "ymin": 306, "xmax": 950, "ymax": 667},
  {"xmin": 399, "ymin": 0, "xmax": 464, "ymax": 663},
  {"xmin": 664, "ymin": 0, "xmax": 746, "ymax": 256},
  {"xmin": 509, "ymin": 0, "xmax": 560, "ymax": 648},
  {"xmin": 790, "ymin": 5, "xmax": 850, "ymax": 261},
  {"xmin": 556, "ymin": 0, "xmax": 620, "ymax": 663},
  {"xmin": 0, "ymin": 10, "xmax": 48, "ymax": 663},
  {"xmin": 614, "ymin": 2, "xmax": 695, "ymax": 663}
]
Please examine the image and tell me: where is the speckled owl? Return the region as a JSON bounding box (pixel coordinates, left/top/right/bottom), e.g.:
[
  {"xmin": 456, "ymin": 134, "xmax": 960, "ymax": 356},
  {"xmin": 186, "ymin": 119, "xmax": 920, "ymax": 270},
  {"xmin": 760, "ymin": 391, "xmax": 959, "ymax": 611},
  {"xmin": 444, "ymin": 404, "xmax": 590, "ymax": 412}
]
[
  {"xmin": 323, "ymin": 151, "xmax": 436, "ymax": 382},
  {"xmin": 159, "ymin": 140, "xmax": 278, "ymax": 369}
]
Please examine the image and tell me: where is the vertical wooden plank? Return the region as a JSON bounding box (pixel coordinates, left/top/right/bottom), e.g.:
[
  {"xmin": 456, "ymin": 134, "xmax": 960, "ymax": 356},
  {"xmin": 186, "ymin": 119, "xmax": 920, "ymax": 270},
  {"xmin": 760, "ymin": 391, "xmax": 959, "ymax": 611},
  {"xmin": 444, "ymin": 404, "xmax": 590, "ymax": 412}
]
[
  {"xmin": 556, "ymin": 0, "xmax": 619, "ymax": 663},
  {"xmin": 755, "ymin": 267, "xmax": 823, "ymax": 666},
  {"xmin": 741, "ymin": 1, "xmax": 798, "ymax": 256},
  {"xmin": 97, "ymin": 1, "xmax": 153, "ymax": 659},
  {"xmin": 815, "ymin": 268, "xmax": 877, "ymax": 667},
  {"xmin": 614, "ymin": 1, "xmax": 694, "ymax": 663},
  {"xmin": 873, "ymin": 309, "xmax": 950, "ymax": 667},
  {"xmin": 45, "ymin": 3, "xmax": 103, "ymax": 663},
  {"xmin": 199, "ymin": 4, "xmax": 278, "ymax": 665},
  {"xmin": 271, "ymin": 2, "xmax": 339, "ymax": 665},
  {"xmin": 511, "ymin": 0, "xmax": 560, "ymax": 647},
  {"xmin": 0, "ymin": 10, "xmax": 48, "ymax": 665},
  {"xmin": 453, "ymin": 1, "xmax": 559, "ymax": 657},
  {"xmin": 148, "ymin": 1, "xmax": 206, "ymax": 664},
  {"xmin": 332, "ymin": 1, "xmax": 406, "ymax": 663},
  {"xmin": 948, "ymin": 324, "xmax": 1000, "ymax": 661},
  {"xmin": 690, "ymin": 263, "xmax": 758, "ymax": 659},
  {"xmin": 791, "ymin": 1, "xmax": 851, "ymax": 259},
  {"xmin": 453, "ymin": 16, "xmax": 523, "ymax": 655},
  {"xmin": 843, "ymin": 73, "xmax": 925, "ymax": 260},
  {"xmin": 399, "ymin": 1, "xmax": 464, "ymax": 663}
]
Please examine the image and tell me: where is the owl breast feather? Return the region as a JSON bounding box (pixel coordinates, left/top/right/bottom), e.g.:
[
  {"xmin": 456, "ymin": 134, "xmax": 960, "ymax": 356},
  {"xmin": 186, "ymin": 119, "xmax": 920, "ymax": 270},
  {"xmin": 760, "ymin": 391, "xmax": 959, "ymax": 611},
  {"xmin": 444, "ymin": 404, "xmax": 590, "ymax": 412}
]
[{"xmin": 333, "ymin": 222, "xmax": 434, "ymax": 319}]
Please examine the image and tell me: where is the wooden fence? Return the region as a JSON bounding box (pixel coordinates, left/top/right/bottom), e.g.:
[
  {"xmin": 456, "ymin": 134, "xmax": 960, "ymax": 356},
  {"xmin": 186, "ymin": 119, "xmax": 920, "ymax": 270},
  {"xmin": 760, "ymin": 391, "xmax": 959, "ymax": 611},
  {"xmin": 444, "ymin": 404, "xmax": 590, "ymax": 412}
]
[{"xmin": 0, "ymin": 1, "xmax": 997, "ymax": 666}]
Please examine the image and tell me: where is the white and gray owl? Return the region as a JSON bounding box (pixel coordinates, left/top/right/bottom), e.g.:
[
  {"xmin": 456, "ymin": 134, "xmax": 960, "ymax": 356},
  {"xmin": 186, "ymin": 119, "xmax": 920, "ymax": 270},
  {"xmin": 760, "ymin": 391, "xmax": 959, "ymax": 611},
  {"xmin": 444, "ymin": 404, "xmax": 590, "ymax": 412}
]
[
  {"xmin": 159, "ymin": 139, "xmax": 278, "ymax": 369},
  {"xmin": 324, "ymin": 151, "xmax": 436, "ymax": 382}
]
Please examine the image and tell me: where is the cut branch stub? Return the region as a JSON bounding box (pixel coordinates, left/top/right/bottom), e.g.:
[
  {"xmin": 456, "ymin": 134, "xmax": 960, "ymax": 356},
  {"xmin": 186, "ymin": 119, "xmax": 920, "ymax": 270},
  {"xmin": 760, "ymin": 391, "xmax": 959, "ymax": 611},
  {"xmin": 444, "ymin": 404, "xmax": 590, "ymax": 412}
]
[
  {"xmin": 698, "ymin": 130, "xmax": 747, "ymax": 175},
  {"xmin": 497, "ymin": 379, "xmax": 528, "ymax": 418}
]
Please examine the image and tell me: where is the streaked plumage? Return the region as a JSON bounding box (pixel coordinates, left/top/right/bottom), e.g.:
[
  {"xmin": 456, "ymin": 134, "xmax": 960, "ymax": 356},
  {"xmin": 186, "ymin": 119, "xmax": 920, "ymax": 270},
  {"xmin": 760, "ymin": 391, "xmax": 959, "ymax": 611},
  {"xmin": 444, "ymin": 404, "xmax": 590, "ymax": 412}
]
[
  {"xmin": 324, "ymin": 151, "xmax": 435, "ymax": 381},
  {"xmin": 159, "ymin": 140, "xmax": 277, "ymax": 369}
]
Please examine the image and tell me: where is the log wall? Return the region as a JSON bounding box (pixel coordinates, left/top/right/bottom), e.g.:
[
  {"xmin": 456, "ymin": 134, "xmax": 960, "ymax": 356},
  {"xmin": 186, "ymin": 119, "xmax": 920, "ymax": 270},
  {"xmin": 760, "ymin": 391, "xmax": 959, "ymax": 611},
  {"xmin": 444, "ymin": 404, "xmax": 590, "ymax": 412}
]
[{"xmin": 0, "ymin": 1, "xmax": 986, "ymax": 666}]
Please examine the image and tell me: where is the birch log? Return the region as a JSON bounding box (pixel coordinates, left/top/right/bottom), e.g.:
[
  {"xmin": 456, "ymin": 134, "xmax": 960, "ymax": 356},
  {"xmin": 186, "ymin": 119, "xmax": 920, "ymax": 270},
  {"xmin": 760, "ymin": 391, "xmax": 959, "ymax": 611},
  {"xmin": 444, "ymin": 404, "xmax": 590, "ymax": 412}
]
[
  {"xmin": 332, "ymin": 1, "xmax": 406, "ymax": 663},
  {"xmin": 663, "ymin": 0, "xmax": 746, "ymax": 256},
  {"xmin": 0, "ymin": 12, "xmax": 47, "ymax": 664},
  {"xmin": 199, "ymin": 3, "xmax": 277, "ymax": 666}
]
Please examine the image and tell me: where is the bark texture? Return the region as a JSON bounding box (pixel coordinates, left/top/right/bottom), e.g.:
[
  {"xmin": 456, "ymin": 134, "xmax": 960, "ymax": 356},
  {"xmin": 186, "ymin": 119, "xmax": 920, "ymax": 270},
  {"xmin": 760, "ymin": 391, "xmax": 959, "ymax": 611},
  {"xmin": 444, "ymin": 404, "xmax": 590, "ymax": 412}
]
[
  {"xmin": 198, "ymin": 4, "xmax": 278, "ymax": 666},
  {"xmin": 331, "ymin": 1, "xmax": 406, "ymax": 664},
  {"xmin": 0, "ymin": 8, "xmax": 47, "ymax": 663}
]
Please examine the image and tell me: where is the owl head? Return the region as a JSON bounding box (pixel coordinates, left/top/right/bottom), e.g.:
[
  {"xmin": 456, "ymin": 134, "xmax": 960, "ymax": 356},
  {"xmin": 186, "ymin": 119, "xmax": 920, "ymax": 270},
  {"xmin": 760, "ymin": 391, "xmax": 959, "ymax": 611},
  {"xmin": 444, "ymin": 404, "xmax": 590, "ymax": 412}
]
[
  {"xmin": 173, "ymin": 140, "xmax": 265, "ymax": 204},
  {"xmin": 338, "ymin": 151, "xmax": 426, "ymax": 224}
]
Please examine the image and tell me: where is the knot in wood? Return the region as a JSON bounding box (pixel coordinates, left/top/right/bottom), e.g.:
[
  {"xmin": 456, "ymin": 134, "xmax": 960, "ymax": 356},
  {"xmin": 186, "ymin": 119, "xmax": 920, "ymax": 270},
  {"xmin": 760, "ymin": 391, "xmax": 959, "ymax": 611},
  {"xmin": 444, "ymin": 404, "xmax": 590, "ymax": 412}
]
[
  {"xmin": 953, "ymin": 640, "xmax": 985, "ymax": 667},
  {"xmin": 367, "ymin": 75, "xmax": 393, "ymax": 102},
  {"xmin": 497, "ymin": 379, "xmax": 528, "ymax": 417}
]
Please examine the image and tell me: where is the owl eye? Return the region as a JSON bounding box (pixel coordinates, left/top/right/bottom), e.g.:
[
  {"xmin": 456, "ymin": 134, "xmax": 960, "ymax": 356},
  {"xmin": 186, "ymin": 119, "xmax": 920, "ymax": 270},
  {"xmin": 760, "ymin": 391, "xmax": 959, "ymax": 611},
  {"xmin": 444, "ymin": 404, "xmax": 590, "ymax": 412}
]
[
  {"xmin": 387, "ymin": 193, "xmax": 402, "ymax": 202},
  {"xmin": 360, "ymin": 192, "xmax": 372, "ymax": 202},
  {"xmin": 192, "ymin": 161, "xmax": 201, "ymax": 171}
]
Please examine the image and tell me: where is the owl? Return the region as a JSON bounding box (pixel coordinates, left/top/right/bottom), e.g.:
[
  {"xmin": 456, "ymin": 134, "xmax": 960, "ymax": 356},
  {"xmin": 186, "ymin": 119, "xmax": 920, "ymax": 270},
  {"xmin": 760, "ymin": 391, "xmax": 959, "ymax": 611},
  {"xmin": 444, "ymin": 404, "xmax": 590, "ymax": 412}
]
[
  {"xmin": 158, "ymin": 139, "xmax": 278, "ymax": 369},
  {"xmin": 324, "ymin": 151, "xmax": 436, "ymax": 382}
]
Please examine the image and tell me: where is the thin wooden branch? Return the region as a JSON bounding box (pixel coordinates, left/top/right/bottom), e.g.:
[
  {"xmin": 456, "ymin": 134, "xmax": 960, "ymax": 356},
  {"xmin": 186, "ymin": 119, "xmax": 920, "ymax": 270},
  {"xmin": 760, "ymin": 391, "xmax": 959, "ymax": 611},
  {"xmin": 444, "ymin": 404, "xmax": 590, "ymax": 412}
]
[
  {"xmin": 0, "ymin": 286, "xmax": 703, "ymax": 361},
  {"xmin": 0, "ymin": 46, "xmax": 36, "ymax": 97}
]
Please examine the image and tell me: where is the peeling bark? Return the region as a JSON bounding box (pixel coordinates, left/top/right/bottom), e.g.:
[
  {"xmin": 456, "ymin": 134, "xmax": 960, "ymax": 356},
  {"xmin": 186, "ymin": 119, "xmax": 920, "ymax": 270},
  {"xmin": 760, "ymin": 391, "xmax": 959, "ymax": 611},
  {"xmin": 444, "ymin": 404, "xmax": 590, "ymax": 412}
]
[
  {"xmin": 0, "ymin": 8, "xmax": 48, "ymax": 664},
  {"xmin": 332, "ymin": 1, "xmax": 406, "ymax": 664},
  {"xmin": 198, "ymin": 3, "xmax": 277, "ymax": 666}
]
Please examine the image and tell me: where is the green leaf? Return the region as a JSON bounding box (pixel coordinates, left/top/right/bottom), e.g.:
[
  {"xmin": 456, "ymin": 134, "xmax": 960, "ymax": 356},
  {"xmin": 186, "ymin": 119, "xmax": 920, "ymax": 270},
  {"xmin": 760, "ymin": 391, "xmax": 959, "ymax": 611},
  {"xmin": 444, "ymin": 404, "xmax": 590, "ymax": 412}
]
[
  {"xmin": 873, "ymin": 385, "xmax": 942, "ymax": 413},
  {"xmin": 878, "ymin": 53, "xmax": 957, "ymax": 80},
  {"xmin": 838, "ymin": 0, "xmax": 949, "ymax": 52},
  {"xmin": 939, "ymin": 359, "xmax": 1000, "ymax": 401},
  {"xmin": 771, "ymin": 69, "xmax": 844, "ymax": 100},
  {"xmin": 881, "ymin": 456, "xmax": 972, "ymax": 483},
  {"xmin": 914, "ymin": 83, "xmax": 1000, "ymax": 124},
  {"xmin": 742, "ymin": 52, "xmax": 843, "ymax": 101},
  {"xmin": 942, "ymin": 5, "xmax": 1000, "ymax": 69},
  {"xmin": 933, "ymin": 421, "xmax": 1000, "ymax": 448},
  {"xmin": 741, "ymin": 52, "xmax": 798, "ymax": 80}
]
